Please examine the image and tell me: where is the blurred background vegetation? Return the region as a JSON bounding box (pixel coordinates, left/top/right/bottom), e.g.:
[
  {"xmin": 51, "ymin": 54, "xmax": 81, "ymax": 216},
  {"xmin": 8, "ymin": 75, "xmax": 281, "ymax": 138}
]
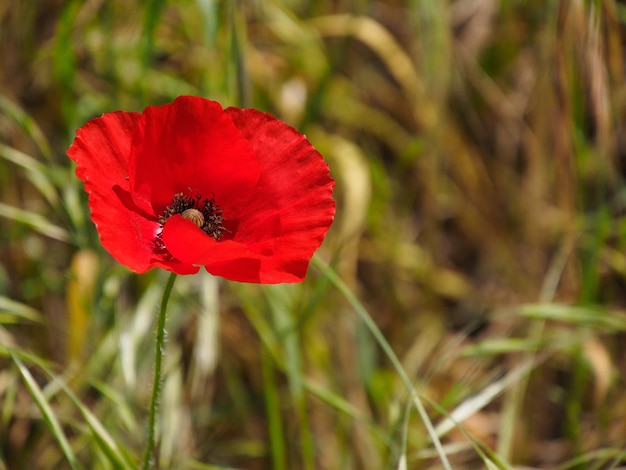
[{"xmin": 2, "ymin": 0, "xmax": 626, "ymax": 468}]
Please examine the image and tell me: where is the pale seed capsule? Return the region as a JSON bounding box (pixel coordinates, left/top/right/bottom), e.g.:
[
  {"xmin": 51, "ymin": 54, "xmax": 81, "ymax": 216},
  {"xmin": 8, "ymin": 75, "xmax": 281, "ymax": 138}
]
[{"xmin": 181, "ymin": 208, "xmax": 205, "ymax": 228}]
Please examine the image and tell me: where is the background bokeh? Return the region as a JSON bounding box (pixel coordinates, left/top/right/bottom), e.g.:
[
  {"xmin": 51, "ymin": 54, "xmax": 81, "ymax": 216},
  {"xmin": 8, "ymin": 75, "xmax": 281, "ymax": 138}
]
[{"xmin": 2, "ymin": 0, "xmax": 626, "ymax": 468}]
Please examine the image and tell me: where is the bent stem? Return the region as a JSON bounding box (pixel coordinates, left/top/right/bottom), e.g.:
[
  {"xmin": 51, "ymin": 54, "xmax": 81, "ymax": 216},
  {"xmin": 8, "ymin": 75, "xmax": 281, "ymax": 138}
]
[{"xmin": 141, "ymin": 271, "xmax": 177, "ymax": 470}]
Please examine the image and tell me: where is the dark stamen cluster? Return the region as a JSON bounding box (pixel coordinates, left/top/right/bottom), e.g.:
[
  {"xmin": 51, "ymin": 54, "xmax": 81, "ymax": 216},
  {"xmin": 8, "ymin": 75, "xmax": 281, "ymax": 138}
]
[{"xmin": 159, "ymin": 191, "xmax": 225, "ymax": 240}]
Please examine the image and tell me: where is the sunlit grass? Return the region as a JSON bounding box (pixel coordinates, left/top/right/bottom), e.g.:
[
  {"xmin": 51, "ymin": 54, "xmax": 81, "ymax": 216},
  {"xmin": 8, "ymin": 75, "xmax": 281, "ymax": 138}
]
[{"xmin": 1, "ymin": 0, "xmax": 626, "ymax": 469}]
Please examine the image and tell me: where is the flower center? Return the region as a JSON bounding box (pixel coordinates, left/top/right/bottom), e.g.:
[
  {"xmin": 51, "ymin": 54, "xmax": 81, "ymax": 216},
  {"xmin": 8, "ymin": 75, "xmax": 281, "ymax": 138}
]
[
  {"xmin": 159, "ymin": 191, "xmax": 225, "ymax": 240},
  {"xmin": 181, "ymin": 208, "xmax": 204, "ymax": 228}
]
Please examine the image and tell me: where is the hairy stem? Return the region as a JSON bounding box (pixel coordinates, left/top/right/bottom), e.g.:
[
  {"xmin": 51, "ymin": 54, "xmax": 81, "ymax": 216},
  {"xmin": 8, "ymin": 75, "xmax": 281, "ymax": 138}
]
[{"xmin": 141, "ymin": 271, "xmax": 177, "ymax": 470}]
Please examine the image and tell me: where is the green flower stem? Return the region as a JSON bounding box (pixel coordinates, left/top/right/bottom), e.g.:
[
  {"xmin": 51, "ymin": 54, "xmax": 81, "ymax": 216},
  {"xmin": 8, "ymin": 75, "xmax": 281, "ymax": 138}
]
[{"xmin": 141, "ymin": 271, "xmax": 177, "ymax": 470}]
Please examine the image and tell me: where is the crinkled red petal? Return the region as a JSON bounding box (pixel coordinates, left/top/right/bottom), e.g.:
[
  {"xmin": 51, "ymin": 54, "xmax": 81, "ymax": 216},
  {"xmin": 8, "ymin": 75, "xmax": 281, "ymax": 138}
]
[
  {"xmin": 67, "ymin": 111, "xmax": 199, "ymax": 275},
  {"xmin": 162, "ymin": 107, "xmax": 335, "ymax": 283},
  {"xmin": 162, "ymin": 216, "xmax": 306, "ymax": 283},
  {"xmin": 128, "ymin": 96, "xmax": 261, "ymax": 217},
  {"xmin": 69, "ymin": 97, "xmax": 334, "ymax": 281}
]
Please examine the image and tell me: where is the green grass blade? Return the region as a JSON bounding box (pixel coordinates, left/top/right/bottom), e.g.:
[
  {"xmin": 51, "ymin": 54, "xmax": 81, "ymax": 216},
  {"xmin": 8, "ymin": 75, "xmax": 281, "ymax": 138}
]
[
  {"xmin": 0, "ymin": 296, "xmax": 44, "ymax": 324},
  {"xmin": 10, "ymin": 352, "xmax": 79, "ymax": 470},
  {"xmin": 461, "ymin": 338, "xmax": 541, "ymax": 356},
  {"xmin": 262, "ymin": 346, "xmax": 287, "ymax": 470},
  {"xmin": 0, "ymin": 202, "xmax": 70, "ymax": 242},
  {"xmin": 312, "ymin": 257, "xmax": 452, "ymax": 470},
  {"xmin": 395, "ymin": 402, "xmax": 411, "ymax": 470},
  {"xmin": 264, "ymin": 285, "xmax": 315, "ymax": 470},
  {"xmin": 53, "ymin": 2, "xmax": 80, "ymax": 128},
  {"xmin": 140, "ymin": 0, "xmax": 167, "ymax": 67},
  {"xmin": 196, "ymin": 0, "xmax": 220, "ymax": 46},
  {"xmin": 64, "ymin": 387, "xmax": 134, "ymax": 470},
  {"xmin": 0, "ymin": 95, "xmax": 52, "ymax": 160},
  {"xmin": 8, "ymin": 349, "xmax": 134, "ymax": 469},
  {"xmin": 520, "ymin": 303, "xmax": 626, "ymax": 332},
  {"xmin": 433, "ymin": 356, "xmax": 541, "ymax": 438},
  {"xmin": 227, "ymin": 0, "xmax": 249, "ymax": 107},
  {"xmin": 0, "ymin": 143, "xmax": 60, "ymax": 208}
]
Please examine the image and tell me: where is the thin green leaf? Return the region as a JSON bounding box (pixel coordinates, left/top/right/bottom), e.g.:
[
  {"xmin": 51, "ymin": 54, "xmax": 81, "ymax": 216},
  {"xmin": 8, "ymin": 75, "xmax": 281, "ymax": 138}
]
[
  {"xmin": 10, "ymin": 352, "xmax": 79, "ymax": 470},
  {"xmin": 520, "ymin": 303, "xmax": 626, "ymax": 332},
  {"xmin": 262, "ymin": 347, "xmax": 287, "ymax": 470},
  {"xmin": 312, "ymin": 257, "xmax": 452, "ymax": 470},
  {"xmin": 264, "ymin": 285, "xmax": 315, "ymax": 470},
  {"xmin": 56, "ymin": 374, "xmax": 135, "ymax": 469},
  {"xmin": 433, "ymin": 356, "xmax": 541, "ymax": 438},
  {"xmin": 0, "ymin": 143, "xmax": 60, "ymax": 208},
  {"xmin": 462, "ymin": 338, "xmax": 541, "ymax": 356},
  {"xmin": 0, "ymin": 202, "xmax": 70, "ymax": 242},
  {"xmin": 0, "ymin": 95, "xmax": 52, "ymax": 160},
  {"xmin": 195, "ymin": 0, "xmax": 220, "ymax": 46},
  {"xmin": 0, "ymin": 296, "xmax": 43, "ymax": 323},
  {"xmin": 8, "ymin": 348, "xmax": 134, "ymax": 469}
]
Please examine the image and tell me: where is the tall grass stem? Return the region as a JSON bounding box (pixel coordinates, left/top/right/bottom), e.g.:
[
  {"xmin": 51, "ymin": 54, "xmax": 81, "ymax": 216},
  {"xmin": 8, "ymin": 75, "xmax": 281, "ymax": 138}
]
[{"xmin": 313, "ymin": 258, "xmax": 452, "ymax": 470}]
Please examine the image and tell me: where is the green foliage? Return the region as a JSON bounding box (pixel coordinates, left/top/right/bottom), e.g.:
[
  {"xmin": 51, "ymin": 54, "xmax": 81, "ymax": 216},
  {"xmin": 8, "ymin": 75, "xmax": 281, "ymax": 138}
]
[{"xmin": 2, "ymin": 0, "xmax": 626, "ymax": 468}]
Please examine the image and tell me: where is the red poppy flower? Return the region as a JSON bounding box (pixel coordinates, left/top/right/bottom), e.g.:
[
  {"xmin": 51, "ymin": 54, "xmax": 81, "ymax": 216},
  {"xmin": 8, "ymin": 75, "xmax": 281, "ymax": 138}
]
[{"xmin": 67, "ymin": 96, "xmax": 335, "ymax": 283}]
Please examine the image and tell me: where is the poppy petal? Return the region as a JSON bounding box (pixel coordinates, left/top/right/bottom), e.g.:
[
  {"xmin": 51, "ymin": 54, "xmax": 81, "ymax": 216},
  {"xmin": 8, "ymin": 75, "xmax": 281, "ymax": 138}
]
[
  {"xmin": 224, "ymin": 107, "xmax": 336, "ymax": 277},
  {"xmin": 161, "ymin": 215, "xmax": 306, "ymax": 283},
  {"xmin": 69, "ymin": 97, "xmax": 334, "ymax": 282},
  {"xmin": 128, "ymin": 96, "xmax": 261, "ymax": 216},
  {"xmin": 67, "ymin": 111, "xmax": 199, "ymax": 275},
  {"xmin": 163, "ymin": 108, "xmax": 334, "ymax": 283}
]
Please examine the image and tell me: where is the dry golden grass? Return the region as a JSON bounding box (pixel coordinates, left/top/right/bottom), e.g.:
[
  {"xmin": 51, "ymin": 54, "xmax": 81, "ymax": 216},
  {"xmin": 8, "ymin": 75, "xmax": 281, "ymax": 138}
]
[{"xmin": 2, "ymin": 1, "xmax": 626, "ymax": 468}]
